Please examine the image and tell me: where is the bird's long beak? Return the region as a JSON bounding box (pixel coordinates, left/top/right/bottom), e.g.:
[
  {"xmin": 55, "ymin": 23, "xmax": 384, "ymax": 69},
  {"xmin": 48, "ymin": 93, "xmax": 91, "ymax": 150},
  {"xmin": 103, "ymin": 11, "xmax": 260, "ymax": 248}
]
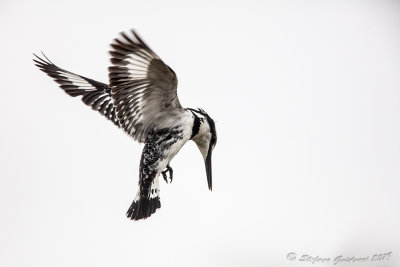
[{"xmin": 205, "ymin": 150, "xmax": 212, "ymax": 191}]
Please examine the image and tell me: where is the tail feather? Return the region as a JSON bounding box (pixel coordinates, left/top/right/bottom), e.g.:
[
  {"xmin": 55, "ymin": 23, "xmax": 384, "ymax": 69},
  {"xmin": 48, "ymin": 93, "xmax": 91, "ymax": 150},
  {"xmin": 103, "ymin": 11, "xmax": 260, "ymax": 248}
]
[
  {"xmin": 126, "ymin": 197, "xmax": 161, "ymax": 220},
  {"xmin": 126, "ymin": 177, "xmax": 161, "ymax": 220}
]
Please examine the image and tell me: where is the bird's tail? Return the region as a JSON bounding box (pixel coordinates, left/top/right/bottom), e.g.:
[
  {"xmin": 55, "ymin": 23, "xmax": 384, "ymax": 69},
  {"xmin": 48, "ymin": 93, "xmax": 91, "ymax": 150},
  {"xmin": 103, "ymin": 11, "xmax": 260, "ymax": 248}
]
[{"xmin": 126, "ymin": 178, "xmax": 161, "ymax": 220}]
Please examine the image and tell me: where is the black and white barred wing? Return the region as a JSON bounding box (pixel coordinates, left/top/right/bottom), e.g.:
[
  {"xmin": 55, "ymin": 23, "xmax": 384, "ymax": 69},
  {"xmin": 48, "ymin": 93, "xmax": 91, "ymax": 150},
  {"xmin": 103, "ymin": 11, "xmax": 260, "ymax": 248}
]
[
  {"xmin": 33, "ymin": 54, "xmax": 120, "ymax": 127},
  {"xmin": 109, "ymin": 30, "xmax": 182, "ymax": 143}
]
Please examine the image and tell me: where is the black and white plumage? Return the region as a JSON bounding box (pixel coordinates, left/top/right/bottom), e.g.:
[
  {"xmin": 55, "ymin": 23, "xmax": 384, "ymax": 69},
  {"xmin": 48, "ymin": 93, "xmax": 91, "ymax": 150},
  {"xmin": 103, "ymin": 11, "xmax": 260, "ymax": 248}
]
[{"xmin": 33, "ymin": 29, "xmax": 217, "ymax": 220}]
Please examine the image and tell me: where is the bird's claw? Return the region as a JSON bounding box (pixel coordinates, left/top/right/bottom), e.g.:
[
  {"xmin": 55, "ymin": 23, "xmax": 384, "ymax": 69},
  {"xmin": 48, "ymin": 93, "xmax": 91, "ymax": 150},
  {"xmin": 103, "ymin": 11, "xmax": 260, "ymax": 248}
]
[{"xmin": 162, "ymin": 165, "xmax": 173, "ymax": 183}]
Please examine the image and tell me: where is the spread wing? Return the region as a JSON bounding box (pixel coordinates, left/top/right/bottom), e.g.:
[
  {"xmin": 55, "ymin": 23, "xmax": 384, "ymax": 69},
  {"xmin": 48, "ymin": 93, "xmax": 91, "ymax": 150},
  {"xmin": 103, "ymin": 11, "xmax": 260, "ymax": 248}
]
[
  {"xmin": 33, "ymin": 54, "xmax": 120, "ymax": 127},
  {"xmin": 109, "ymin": 30, "xmax": 182, "ymax": 142}
]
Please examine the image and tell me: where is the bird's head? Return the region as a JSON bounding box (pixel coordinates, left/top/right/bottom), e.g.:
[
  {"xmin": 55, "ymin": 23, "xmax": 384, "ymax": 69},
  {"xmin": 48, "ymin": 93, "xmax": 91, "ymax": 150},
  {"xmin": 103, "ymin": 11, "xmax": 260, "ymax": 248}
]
[{"xmin": 189, "ymin": 108, "xmax": 217, "ymax": 191}]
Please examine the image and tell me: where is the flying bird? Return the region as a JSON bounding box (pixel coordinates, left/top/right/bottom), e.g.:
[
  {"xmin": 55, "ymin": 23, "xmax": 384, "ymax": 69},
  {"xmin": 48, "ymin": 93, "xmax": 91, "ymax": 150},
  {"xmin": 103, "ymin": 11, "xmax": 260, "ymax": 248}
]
[{"xmin": 33, "ymin": 29, "xmax": 217, "ymax": 220}]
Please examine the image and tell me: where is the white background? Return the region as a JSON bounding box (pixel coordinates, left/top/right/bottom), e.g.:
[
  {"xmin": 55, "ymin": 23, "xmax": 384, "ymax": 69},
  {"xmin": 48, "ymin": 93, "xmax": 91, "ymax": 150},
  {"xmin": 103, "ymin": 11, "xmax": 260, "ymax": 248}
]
[{"xmin": 1, "ymin": 1, "xmax": 399, "ymax": 266}]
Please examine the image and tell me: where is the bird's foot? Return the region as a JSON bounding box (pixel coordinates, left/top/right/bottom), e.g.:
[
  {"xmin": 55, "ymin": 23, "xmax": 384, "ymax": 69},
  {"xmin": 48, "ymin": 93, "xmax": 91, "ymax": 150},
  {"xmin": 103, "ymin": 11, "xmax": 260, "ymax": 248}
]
[{"xmin": 161, "ymin": 165, "xmax": 173, "ymax": 183}]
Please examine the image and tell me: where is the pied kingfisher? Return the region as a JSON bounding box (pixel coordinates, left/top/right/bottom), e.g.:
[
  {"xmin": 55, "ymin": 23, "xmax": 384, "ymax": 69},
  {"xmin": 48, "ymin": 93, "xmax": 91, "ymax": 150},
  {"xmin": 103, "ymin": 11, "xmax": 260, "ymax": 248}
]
[{"xmin": 33, "ymin": 29, "xmax": 217, "ymax": 221}]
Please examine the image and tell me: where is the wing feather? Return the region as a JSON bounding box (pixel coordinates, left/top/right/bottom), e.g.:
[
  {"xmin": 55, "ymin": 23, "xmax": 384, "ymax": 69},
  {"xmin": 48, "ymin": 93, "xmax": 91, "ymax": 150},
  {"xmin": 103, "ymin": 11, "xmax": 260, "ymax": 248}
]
[
  {"xmin": 33, "ymin": 54, "xmax": 120, "ymax": 127},
  {"xmin": 109, "ymin": 30, "xmax": 182, "ymax": 142}
]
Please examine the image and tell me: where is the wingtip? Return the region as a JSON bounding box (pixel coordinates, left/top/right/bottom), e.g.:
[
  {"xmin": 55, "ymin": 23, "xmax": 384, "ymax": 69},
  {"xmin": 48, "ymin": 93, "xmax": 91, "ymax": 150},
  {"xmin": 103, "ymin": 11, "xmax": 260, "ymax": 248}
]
[
  {"xmin": 130, "ymin": 28, "xmax": 138, "ymax": 36},
  {"xmin": 32, "ymin": 52, "xmax": 41, "ymax": 61},
  {"xmin": 32, "ymin": 51, "xmax": 55, "ymax": 66}
]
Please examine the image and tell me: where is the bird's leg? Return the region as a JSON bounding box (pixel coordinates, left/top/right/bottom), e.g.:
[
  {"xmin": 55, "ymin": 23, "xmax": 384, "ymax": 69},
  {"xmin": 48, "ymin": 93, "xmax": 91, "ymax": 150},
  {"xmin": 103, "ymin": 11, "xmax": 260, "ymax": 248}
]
[{"xmin": 161, "ymin": 164, "xmax": 173, "ymax": 183}]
